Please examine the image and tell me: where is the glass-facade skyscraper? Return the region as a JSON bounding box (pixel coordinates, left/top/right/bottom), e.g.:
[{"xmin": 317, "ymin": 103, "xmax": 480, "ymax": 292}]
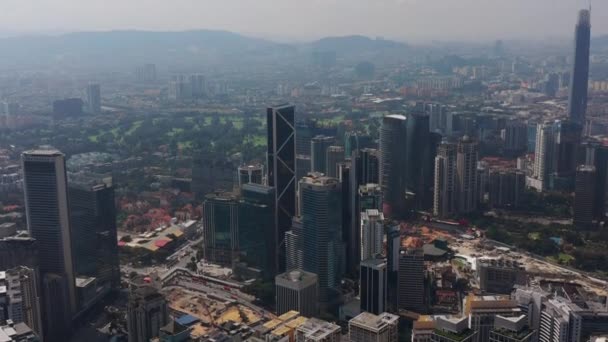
[
  {"xmin": 568, "ymin": 9, "xmax": 591, "ymax": 124},
  {"xmin": 69, "ymin": 180, "xmax": 120, "ymax": 294},
  {"xmin": 22, "ymin": 149, "xmax": 76, "ymax": 341},
  {"xmin": 238, "ymin": 183, "xmax": 276, "ymax": 278},
  {"xmin": 267, "ymin": 104, "xmax": 296, "ymax": 273},
  {"xmin": 299, "ymin": 173, "xmax": 342, "ymax": 306},
  {"xmin": 379, "ymin": 115, "xmax": 407, "ymax": 218}
]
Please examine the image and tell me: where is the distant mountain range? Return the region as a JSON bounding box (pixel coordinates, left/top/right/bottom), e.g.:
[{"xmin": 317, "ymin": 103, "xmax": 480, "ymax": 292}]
[{"xmin": 0, "ymin": 30, "xmax": 408, "ymax": 69}]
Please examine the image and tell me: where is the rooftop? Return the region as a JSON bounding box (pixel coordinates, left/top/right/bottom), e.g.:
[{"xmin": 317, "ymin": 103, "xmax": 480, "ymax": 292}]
[{"xmin": 350, "ymin": 312, "xmax": 399, "ymax": 332}]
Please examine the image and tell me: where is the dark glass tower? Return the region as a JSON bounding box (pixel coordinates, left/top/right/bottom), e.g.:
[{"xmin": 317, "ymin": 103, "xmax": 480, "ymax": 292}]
[
  {"xmin": 239, "ymin": 183, "xmax": 276, "ymax": 278},
  {"xmin": 568, "ymin": 9, "xmax": 591, "ymax": 124},
  {"xmin": 311, "ymin": 135, "xmax": 335, "ymax": 174},
  {"xmin": 203, "ymin": 192, "xmax": 240, "ymax": 267},
  {"xmin": 379, "ymin": 115, "xmax": 407, "ymax": 218},
  {"xmin": 299, "ymin": 174, "xmax": 342, "ymax": 307},
  {"xmin": 22, "ymin": 149, "xmax": 76, "ymax": 341},
  {"xmin": 405, "ymin": 113, "xmax": 433, "ymax": 211},
  {"xmin": 267, "ymin": 104, "xmax": 297, "ymax": 273},
  {"xmin": 69, "ymin": 181, "xmax": 120, "ymax": 294}
]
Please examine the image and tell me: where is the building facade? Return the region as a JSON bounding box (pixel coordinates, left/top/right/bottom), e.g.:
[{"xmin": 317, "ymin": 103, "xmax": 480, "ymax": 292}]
[{"xmin": 267, "ymin": 105, "xmax": 297, "ymax": 273}]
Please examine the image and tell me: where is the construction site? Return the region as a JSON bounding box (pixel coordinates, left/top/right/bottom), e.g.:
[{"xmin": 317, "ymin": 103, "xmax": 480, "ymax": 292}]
[{"xmin": 164, "ymin": 287, "xmax": 265, "ymax": 339}]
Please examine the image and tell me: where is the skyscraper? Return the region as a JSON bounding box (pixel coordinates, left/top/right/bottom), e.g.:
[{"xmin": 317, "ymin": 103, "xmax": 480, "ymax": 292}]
[
  {"xmin": 456, "ymin": 136, "xmax": 479, "ymax": 214},
  {"xmin": 434, "ymin": 141, "xmax": 457, "ymax": 218},
  {"xmin": 22, "ymin": 149, "xmax": 75, "ymax": 341},
  {"xmin": 349, "ymin": 312, "xmax": 399, "ymax": 342},
  {"xmin": 325, "ymin": 146, "xmax": 344, "ymax": 178},
  {"xmin": 127, "ymin": 284, "xmax": 169, "ymax": 342},
  {"xmin": 267, "ymin": 104, "xmax": 297, "ymax": 273},
  {"xmin": 574, "ymin": 165, "xmax": 596, "ymax": 227},
  {"xmin": 554, "ymin": 120, "xmax": 582, "ymax": 182},
  {"xmin": 86, "ymin": 83, "xmax": 101, "ymax": 114},
  {"xmin": 0, "ymin": 266, "xmax": 42, "ymax": 337},
  {"xmin": 503, "ymin": 119, "xmax": 528, "ymax": 157},
  {"xmin": 360, "ymin": 210, "xmax": 384, "ymax": 262},
  {"xmin": 531, "ymin": 122, "xmax": 556, "ymax": 192},
  {"xmin": 379, "ymin": 115, "xmax": 407, "ymax": 218},
  {"xmin": 568, "ymin": 9, "xmax": 591, "ymax": 124},
  {"xmin": 311, "ymin": 135, "xmax": 335, "ymax": 174},
  {"xmin": 238, "ymin": 183, "xmax": 276, "ymax": 278},
  {"xmin": 69, "ymin": 180, "xmax": 120, "ymax": 295},
  {"xmin": 275, "ymin": 269, "xmax": 318, "ymax": 317},
  {"xmin": 203, "ymin": 192, "xmax": 240, "ymax": 267},
  {"xmin": 488, "ymin": 169, "xmax": 525, "ymax": 209},
  {"xmin": 406, "ymin": 113, "xmax": 434, "ymax": 210},
  {"xmin": 398, "ymin": 248, "xmax": 425, "ymax": 313},
  {"xmin": 348, "ymin": 148, "xmax": 380, "ymax": 275},
  {"xmin": 359, "ymin": 258, "xmax": 387, "ymax": 315},
  {"xmin": 299, "ymin": 173, "xmax": 342, "ymax": 307}
]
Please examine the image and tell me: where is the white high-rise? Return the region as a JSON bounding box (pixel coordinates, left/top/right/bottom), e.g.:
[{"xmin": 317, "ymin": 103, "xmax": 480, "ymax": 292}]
[
  {"xmin": 360, "ymin": 209, "xmax": 384, "ymax": 262},
  {"xmin": 530, "ymin": 122, "xmax": 556, "ymax": 192}
]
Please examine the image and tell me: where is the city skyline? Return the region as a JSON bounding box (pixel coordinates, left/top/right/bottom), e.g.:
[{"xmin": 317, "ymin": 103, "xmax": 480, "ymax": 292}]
[{"xmin": 0, "ymin": 1, "xmax": 605, "ymax": 42}]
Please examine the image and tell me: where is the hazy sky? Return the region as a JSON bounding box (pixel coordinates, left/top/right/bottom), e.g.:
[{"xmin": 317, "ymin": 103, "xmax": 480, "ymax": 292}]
[{"xmin": 0, "ymin": 0, "xmax": 605, "ymax": 41}]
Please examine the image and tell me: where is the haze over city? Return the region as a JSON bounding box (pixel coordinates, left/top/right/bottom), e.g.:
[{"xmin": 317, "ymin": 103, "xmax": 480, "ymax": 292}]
[
  {"xmin": 3, "ymin": 2, "xmax": 608, "ymax": 342},
  {"xmin": 0, "ymin": 0, "xmax": 606, "ymax": 41}
]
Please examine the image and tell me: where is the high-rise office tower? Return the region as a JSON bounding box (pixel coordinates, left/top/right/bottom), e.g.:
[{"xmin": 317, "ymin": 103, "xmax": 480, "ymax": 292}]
[
  {"xmin": 434, "ymin": 141, "xmax": 457, "ymax": 218},
  {"xmin": 385, "ymin": 226, "xmax": 400, "ymax": 313},
  {"xmin": 69, "ymin": 180, "xmax": 120, "ymax": 295},
  {"xmin": 127, "ymin": 284, "xmax": 169, "ymax": 342},
  {"xmin": 348, "ymin": 148, "xmax": 380, "ymax": 275},
  {"xmin": 582, "ymin": 141, "xmax": 608, "ymax": 220},
  {"xmin": 349, "ymin": 312, "xmax": 399, "ymax": 342},
  {"xmin": 22, "ymin": 149, "xmax": 76, "ymax": 341},
  {"xmin": 237, "ymin": 164, "xmax": 264, "ymax": 188},
  {"xmin": 285, "ymin": 217, "xmax": 304, "ymax": 272},
  {"xmin": 299, "ymin": 173, "xmax": 342, "ymax": 306},
  {"xmin": 574, "ymin": 165, "xmax": 596, "ymax": 227},
  {"xmin": 531, "ymin": 122, "xmax": 556, "ymax": 192},
  {"xmin": 267, "ymin": 104, "xmax": 297, "ymax": 273},
  {"xmin": 86, "ymin": 83, "xmax": 101, "ymax": 114},
  {"xmin": 554, "ymin": 120, "xmax": 582, "ymax": 182},
  {"xmin": 338, "ymin": 162, "xmax": 351, "ymax": 276},
  {"xmin": 311, "ymin": 135, "xmax": 335, "ymax": 174},
  {"xmin": 360, "ymin": 210, "xmax": 384, "ymax": 262},
  {"xmin": 347, "ymin": 184, "xmax": 382, "ymax": 276},
  {"xmin": 503, "ymin": 120, "xmax": 528, "ymax": 156},
  {"xmin": 456, "ymin": 136, "xmax": 479, "ymax": 214},
  {"xmin": 325, "ymin": 146, "xmax": 344, "ymax": 178},
  {"xmin": 568, "ymin": 9, "xmax": 591, "ymax": 124},
  {"xmin": 275, "ymin": 270, "xmax": 318, "ymax": 317},
  {"xmin": 488, "ymin": 169, "xmax": 525, "ymax": 209},
  {"xmin": 238, "ymin": 183, "xmax": 276, "ymax": 278},
  {"xmin": 0, "ymin": 266, "xmax": 42, "ymax": 337},
  {"xmin": 359, "ymin": 258, "xmax": 387, "ymax": 315},
  {"xmin": 203, "ymin": 192, "xmax": 239, "ymax": 267},
  {"xmin": 296, "ymin": 154, "xmax": 312, "ymax": 184},
  {"xmin": 345, "ymin": 132, "xmax": 374, "ymax": 158},
  {"xmin": 406, "ymin": 113, "xmax": 434, "ymax": 210},
  {"xmin": 398, "ymin": 248, "xmax": 425, "ymax": 312},
  {"xmin": 379, "ymin": 115, "xmax": 407, "ymax": 218}
]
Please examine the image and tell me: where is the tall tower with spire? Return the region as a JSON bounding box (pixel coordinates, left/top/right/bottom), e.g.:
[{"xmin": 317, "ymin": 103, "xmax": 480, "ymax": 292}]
[{"xmin": 568, "ymin": 9, "xmax": 591, "ymax": 124}]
